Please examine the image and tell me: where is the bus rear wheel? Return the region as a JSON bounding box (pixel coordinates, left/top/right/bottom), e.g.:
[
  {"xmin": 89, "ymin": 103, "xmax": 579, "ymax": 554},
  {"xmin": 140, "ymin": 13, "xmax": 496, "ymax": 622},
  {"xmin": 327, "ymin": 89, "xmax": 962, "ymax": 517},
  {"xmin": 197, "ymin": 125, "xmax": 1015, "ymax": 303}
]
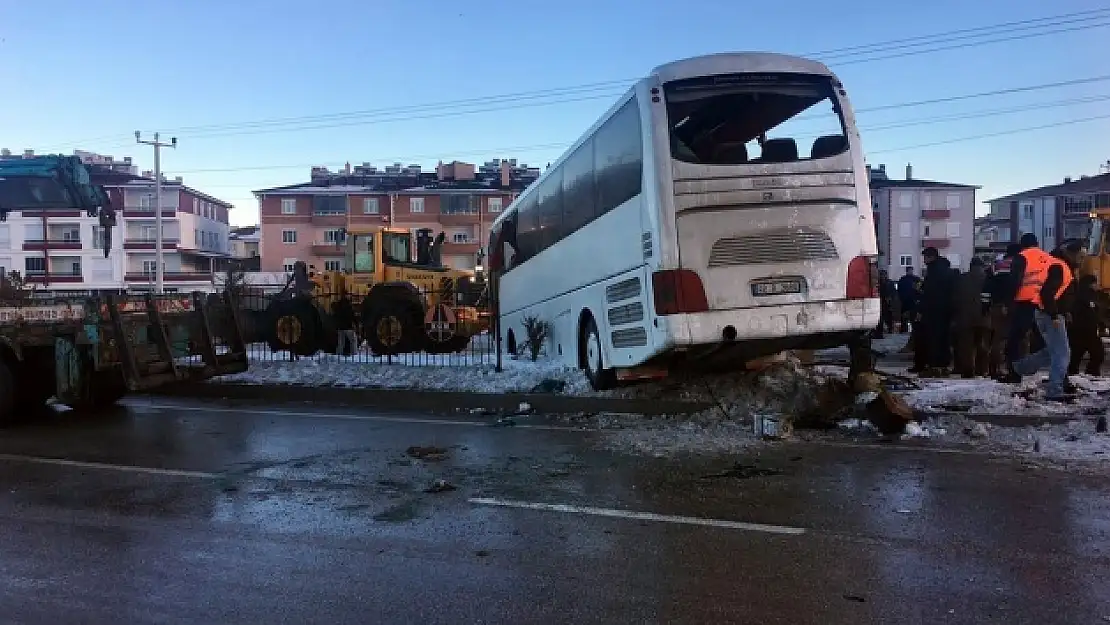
[{"xmin": 581, "ymin": 316, "xmax": 616, "ymax": 391}]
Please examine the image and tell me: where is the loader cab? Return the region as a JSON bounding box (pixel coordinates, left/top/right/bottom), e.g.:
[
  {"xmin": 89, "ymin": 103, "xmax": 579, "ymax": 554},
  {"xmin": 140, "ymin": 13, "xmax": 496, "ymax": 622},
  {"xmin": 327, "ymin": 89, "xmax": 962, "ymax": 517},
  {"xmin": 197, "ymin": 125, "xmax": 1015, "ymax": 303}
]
[
  {"xmin": 1083, "ymin": 214, "xmax": 1110, "ymax": 284},
  {"xmin": 342, "ymin": 227, "xmax": 419, "ymax": 278}
]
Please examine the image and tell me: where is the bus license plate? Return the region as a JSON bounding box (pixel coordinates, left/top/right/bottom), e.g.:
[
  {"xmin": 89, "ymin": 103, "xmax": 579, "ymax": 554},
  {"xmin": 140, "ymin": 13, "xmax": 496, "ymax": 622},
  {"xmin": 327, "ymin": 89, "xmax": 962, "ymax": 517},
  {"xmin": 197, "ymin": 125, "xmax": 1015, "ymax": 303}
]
[{"xmin": 751, "ymin": 279, "xmax": 803, "ymax": 297}]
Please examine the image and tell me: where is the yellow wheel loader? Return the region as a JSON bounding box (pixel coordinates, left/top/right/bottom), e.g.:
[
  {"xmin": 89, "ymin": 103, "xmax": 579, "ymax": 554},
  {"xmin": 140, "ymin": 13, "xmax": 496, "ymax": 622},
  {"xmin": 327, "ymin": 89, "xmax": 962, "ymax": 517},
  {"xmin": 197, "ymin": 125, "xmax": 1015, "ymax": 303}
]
[{"xmin": 264, "ymin": 227, "xmax": 488, "ymax": 357}]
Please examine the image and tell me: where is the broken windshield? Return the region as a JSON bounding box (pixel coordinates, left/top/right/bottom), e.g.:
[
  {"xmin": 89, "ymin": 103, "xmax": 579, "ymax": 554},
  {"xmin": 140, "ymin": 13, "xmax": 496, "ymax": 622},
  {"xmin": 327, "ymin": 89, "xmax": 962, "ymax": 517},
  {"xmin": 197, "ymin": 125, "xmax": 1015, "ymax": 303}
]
[{"xmin": 665, "ymin": 73, "xmax": 848, "ymax": 166}]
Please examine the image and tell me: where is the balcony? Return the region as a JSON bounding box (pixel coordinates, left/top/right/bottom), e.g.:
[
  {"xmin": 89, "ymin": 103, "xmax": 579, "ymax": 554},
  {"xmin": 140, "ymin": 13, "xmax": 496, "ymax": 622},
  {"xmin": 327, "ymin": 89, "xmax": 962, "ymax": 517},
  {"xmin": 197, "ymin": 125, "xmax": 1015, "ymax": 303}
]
[
  {"xmin": 311, "ymin": 241, "xmax": 346, "ymax": 256},
  {"xmin": 439, "ymin": 212, "xmax": 481, "ymax": 226},
  {"xmin": 124, "ymin": 272, "xmax": 213, "ymax": 283},
  {"xmin": 442, "ymin": 241, "xmax": 480, "ymax": 255},
  {"xmin": 24, "ymin": 270, "xmax": 83, "ymax": 284},
  {"xmin": 921, "ymin": 238, "xmax": 950, "ymax": 249},
  {"xmin": 311, "ymin": 211, "xmax": 347, "ymax": 226},
  {"xmin": 921, "ymin": 209, "xmax": 950, "ymax": 220},
  {"xmin": 122, "ymin": 207, "xmax": 178, "ymax": 218},
  {"xmin": 124, "ymin": 238, "xmax": 180, "ymax": 250},
  {"xmin": 22, "ymin": 238, "xmax": 83, "ymax": 251}
]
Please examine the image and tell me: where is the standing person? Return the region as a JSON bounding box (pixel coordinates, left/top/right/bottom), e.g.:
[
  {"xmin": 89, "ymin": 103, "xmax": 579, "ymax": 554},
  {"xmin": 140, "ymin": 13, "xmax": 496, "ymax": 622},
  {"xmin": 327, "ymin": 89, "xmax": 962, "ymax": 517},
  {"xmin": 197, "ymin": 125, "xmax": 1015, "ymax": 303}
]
[
  {"xmin": 332, "ymin": 294, "xmax": 357, "ymax": 357},
  {"xmin": 918, "ymin": 247, "xmax": 955, "ymax": 377},
  {"xmin": 952, "ymin": 257, "xmax": 990, "ymax": 378},
  {"xmin": 1009, "ymin": 239, "xmax": 1076, "ymax": 400},
  {"xmin": 1068, "ymin": 273, "xmax": 1104, "ymax": 376},
  {"xmin": 999, "ymin": 235, "xmax": 1042, "ymax": 382},
  {"xmin": 986, "ymin": 247, "xmax": 1020, "ymax": 377},
  {"xmin": 876, "ymin": 270, "xmax": 896, "ymax": 337},
  {"xmin": 897, "ymin": 266, "xmax": 920, "ymax": 332}
]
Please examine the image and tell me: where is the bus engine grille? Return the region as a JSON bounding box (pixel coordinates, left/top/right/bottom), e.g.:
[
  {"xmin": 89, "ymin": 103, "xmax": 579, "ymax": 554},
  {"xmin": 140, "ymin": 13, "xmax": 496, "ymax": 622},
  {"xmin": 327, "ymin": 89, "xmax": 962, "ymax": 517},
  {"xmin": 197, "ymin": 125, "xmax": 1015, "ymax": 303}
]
[{"xmin": 707, "ymin": 227, "xmax": 838, "ymax": 268}]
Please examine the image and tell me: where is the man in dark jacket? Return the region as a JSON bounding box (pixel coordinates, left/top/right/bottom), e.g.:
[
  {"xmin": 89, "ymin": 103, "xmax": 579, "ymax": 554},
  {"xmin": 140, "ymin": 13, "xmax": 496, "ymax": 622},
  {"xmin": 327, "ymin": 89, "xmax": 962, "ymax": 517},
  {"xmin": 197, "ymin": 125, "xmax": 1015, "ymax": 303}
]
[
  {"xmin": 916, "ymin": 247, "xmax": 955, "ymax": 377},
  {"xmin": 877, "ymin": 270, "xmax": 896, "ymax": 337},
  {"xmin": 1069, "ymin": 273, "xmax": 1104, "ymax": 376},
  {"xmin": 332, "ymin": 294, "xmax": 357, "ymax": 356},
  {"xmin": 952, "ymin": 257, "xmax": 990, "ymax": 377},
  {"xmin": 897, "ymin": 267, "xmax": 920, "ymax": 332}
]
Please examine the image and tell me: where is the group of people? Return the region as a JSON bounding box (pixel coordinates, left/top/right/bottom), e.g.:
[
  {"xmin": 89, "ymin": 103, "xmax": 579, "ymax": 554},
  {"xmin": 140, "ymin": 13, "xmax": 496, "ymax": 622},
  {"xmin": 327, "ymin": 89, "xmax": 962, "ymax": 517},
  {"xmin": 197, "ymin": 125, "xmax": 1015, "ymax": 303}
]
[{"xmin": 877, "ymin": 234, "xmax": 1104, "ymax": 401}]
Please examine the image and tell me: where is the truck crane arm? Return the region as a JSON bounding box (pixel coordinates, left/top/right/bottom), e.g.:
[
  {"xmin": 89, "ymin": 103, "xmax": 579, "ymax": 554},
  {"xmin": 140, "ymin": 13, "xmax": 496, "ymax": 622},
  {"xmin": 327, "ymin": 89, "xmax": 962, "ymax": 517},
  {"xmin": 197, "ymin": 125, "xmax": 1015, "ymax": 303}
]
[{"xmin": 0, "ymin": 155, "xmax": 117, "ymax": 258}]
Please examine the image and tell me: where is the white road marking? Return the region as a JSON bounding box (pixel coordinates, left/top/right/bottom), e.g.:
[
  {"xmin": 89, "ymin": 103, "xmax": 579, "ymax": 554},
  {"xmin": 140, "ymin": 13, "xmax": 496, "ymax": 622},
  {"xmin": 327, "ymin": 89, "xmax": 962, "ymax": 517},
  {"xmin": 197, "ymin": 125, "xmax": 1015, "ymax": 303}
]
[
  {"xmin": 133, "ymin": 403, "xmax": 586, "ymax": 432},
  {"xmin": 0, "ymin": 453, "xmax": 219, "ymax": 479},
  {"xmin": 469, "ymin": 497, "xmax": 807, "ymax": 535}
]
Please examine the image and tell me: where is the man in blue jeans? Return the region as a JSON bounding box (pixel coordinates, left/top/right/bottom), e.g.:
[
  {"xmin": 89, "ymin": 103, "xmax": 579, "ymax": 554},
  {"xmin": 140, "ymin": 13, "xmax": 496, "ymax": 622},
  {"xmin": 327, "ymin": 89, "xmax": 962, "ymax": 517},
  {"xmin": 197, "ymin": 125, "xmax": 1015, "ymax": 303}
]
[{"xmin": 1010, "ymin": 239, "xmax": 1080, "ymax": 400}]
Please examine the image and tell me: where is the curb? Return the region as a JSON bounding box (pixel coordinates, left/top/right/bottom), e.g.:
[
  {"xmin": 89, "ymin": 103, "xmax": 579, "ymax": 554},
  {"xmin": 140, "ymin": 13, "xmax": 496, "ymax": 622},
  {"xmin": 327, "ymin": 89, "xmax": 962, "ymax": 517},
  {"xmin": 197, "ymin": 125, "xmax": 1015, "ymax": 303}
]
[
  {"xmin": 929, "ymin": 411, "xmax": 1103, "ymax": 428},
  {"xmin": 140, "ymin": 382, "xmax": 715, "ymax": 416}
]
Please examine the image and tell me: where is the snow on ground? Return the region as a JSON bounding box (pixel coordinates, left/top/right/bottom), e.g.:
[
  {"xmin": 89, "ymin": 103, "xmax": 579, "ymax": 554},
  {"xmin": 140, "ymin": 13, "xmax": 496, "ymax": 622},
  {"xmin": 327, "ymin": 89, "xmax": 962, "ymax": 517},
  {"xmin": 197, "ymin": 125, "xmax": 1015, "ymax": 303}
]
[{"xmin": 216, "ymin": 348, "xmax": 591, "ymax": 395}]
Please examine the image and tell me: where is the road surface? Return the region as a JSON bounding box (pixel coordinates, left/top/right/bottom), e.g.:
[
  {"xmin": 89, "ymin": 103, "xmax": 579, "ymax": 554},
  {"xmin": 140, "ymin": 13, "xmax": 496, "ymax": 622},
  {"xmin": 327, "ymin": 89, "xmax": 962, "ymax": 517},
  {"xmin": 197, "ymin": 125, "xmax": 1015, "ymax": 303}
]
[{"xmin": 0, "ymin": 397, "xmax": 1107, "ymax": 624}]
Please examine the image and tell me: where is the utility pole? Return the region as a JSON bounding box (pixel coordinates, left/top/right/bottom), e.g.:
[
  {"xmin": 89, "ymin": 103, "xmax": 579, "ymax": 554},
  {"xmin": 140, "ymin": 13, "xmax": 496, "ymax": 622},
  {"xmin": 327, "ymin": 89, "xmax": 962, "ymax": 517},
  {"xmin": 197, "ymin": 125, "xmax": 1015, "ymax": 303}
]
[{"xmin": 135, "ymin": 132, "xmax": 177, "ymax": 293}]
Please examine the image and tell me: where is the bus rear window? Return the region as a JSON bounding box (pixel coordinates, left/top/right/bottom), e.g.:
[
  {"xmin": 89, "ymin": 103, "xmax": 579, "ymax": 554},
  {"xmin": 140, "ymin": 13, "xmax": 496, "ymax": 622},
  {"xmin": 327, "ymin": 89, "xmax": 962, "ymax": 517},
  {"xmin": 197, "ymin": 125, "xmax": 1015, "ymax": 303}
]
[{"xmin": 664, "ymin": 73, "xmax": 847, "ymax": 165}]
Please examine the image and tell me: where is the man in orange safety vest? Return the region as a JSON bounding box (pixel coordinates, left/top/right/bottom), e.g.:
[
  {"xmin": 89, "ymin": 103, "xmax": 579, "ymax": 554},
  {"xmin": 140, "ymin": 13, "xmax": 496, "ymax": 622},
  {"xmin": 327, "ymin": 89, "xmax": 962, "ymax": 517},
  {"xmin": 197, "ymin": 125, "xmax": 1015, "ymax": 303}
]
[{"xmin": 1008, "ymin": 235, "xmax": 1078, "ymax": 400}]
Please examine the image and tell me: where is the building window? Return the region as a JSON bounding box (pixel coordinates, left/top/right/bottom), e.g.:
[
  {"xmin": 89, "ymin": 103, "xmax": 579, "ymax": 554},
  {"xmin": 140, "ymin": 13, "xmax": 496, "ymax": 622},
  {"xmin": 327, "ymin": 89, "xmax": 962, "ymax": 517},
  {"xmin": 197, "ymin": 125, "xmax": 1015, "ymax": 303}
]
[
  {"xmin": 324, "ymin": 229, "xmax": 345, "ymax": 244},
  {"xmin": 0, "ymin": 225, "xmax": 9, "ymax": 249},
  {"xmin": 64, "ymin": 259, "xmax": 82, "ymax": 277},
  {"xmin": 898, "ymin": 192, "xmax": 914, "ymax": 209},
  {"xmin": 282, "ymin": 229, "xmax": 297, "ymax": 243},
  {"xmin": 142, "ymin": 260, "xmax": 164, "ymax": 274},
  {"xmin": 281, "ymin": 198, "xmax": 297, "ymax": 214},
  {"xmin": 1021, "ymin": 202, "xmax": 1034, "ymax": 220},
  {"xmin": 25, "ymin": 257, "xmax": 46, "ymax": 273},
  {"xmin": 363, "ymin": 197, "xmax": 379, "ymax": 214},
  {"xmin": 946, "ymin": 222, "xmax": 960, "ymax": 238},
  {"xmin": 324, "ymin": 260, "xmax": 342, "ymax": 271},
  {"xmin": 946, "ymin": 193, "xmax": 961, "ymax": 210},
  {"xmin": 899, "ymin": 222, "xmax": 912, "ymax": 238},
  {"xmin": 192, "ymin": 198, "xmax": 199, "ymax": 213},
  {"xmin": 922, "ymin": 193, "xmax": 931, "ymax": 210},
  {"xmin": 488, "ymin": 197, "xmax": 503, "ymax": 213},
  {"xmin": 1045, "ymin": 226, "xmax": 1055, "ymax": 237},
  {"xmin": 409, "ymin": 197, "xmax": 425, "ymax": 213},
  {"xmin": 899, "ymin": 255, "xmax": 913, "ymax": 267},
  {"xmin": 92, "ymin": 226, "xmax": 104, "ymax": 249},
  {"xmin": 282, "ymin": 258, "xmax": 298, "ymax": 272},
  {"xmin": 452, "ymin": 232, "xmax": 469, "ymax": 243},
  {"xmin": 59, "ymin": 227, "xmax": 80, "ymax": 242},
  {"xmin": 922, "ymin": 223, "xmax": 932, "ymax": 237}
]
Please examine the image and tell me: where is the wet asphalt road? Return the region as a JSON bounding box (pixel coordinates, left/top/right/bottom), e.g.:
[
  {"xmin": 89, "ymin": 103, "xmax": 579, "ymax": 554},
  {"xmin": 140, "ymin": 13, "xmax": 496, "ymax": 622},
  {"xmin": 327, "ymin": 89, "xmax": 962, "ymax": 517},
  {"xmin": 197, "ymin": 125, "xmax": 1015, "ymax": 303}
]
[{"xmin": 0, "ymin": 398, "xmax": 1107, "ymax": 624}]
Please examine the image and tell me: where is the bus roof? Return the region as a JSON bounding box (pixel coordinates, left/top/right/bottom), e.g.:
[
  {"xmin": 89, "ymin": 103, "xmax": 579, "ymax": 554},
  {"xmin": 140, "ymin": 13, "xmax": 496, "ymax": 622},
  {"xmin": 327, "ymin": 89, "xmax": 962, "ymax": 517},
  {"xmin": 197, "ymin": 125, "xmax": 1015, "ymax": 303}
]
[
  {"xmin": 487, "ymin": 51, "xmax": 837, "ymax": 233},
  {"xmin": 650, "ymin": 52, "xmax": 835, "ymax": 83}
]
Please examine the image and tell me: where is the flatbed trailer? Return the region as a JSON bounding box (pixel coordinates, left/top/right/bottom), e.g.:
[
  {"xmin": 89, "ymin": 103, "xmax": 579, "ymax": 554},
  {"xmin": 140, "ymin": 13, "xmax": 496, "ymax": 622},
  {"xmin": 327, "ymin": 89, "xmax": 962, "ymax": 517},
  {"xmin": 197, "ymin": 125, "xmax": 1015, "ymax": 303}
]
[{"xmin": 0, "ymin": 290, "xmax": 248, "ymax": 424}]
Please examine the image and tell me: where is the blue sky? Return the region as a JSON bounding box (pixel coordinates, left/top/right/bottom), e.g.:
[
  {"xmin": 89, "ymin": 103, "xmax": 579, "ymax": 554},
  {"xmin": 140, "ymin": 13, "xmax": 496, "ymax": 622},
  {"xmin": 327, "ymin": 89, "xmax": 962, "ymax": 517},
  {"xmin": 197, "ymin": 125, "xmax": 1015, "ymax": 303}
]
[{"xmin": 1, "ymin": 0, "xmax": 1108, "ymax": 226}]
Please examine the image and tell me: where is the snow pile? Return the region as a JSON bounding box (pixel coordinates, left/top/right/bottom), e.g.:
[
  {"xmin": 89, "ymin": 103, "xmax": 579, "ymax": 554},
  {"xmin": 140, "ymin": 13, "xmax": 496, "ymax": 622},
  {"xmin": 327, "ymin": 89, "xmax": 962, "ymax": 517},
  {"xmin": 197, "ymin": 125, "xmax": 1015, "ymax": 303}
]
[
  {"xmin": 905, "ymin": 375, "xmax": 1109, "ymax": 416},
  {"xmin": 215, "ymin": 354, "xmax": 591, "ymax": 395},
  {"xmin": 600, "ymin": 419, "xmax": 764, "ymax": 457}
]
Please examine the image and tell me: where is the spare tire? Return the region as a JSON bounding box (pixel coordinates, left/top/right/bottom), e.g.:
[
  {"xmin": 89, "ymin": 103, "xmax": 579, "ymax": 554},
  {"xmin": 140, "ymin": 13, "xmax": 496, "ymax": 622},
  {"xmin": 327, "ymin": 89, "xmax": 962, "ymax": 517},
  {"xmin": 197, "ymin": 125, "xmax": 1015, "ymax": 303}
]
[{"xmin": 266, "ymin": 298, "xmax": 320, "ymax": 356}]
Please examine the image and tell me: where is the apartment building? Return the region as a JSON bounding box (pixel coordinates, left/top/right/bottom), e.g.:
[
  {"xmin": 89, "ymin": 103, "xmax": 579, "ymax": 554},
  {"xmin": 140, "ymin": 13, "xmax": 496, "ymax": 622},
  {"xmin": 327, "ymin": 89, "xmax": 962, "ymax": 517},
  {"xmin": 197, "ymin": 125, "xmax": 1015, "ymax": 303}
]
[
  {"xmin": 0, "ymin": 149, "xmax": 233, "ymax": 292},
  {"xmin": 229, "ymin": 226, "xmax": 261, "ymax": 271},
  {"xmin": 869, "ymin": 163, "xmax": 979, "ymax": 274},
  {"xmin": 254, "ymin": 158, "xmax": 540, "ymax": 272},
  {"xmin": 980, "ymin": 171, "xmax": 1110, "ymax": 256}
]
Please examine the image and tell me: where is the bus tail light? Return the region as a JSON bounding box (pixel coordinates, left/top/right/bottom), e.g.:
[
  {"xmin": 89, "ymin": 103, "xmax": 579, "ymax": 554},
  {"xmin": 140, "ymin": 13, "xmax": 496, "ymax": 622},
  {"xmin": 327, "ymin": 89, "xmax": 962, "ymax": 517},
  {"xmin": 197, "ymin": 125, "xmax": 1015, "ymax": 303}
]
[
  {"xmin": 652, "ymin": 269, "xmax": 709, "ymax": 315},
  {"xmin": 846, "ymin": 256, "xmax": 878, "ymax": 299}
]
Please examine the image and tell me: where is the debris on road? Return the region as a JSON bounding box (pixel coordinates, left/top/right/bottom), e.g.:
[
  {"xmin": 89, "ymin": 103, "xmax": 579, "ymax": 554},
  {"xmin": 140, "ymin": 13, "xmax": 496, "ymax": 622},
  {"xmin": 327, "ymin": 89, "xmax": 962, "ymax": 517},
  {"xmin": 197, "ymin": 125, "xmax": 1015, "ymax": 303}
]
[
  {"xmin": 406, "ymin": 446, "xmax": 449, "ymax": 461},
  {"xmin": 424, "ymin": 479, "xmax": 456, "ymax": 494},
  {"xmin": 701, "ymin": 463, "xmax": 784, "ymax": 480}
]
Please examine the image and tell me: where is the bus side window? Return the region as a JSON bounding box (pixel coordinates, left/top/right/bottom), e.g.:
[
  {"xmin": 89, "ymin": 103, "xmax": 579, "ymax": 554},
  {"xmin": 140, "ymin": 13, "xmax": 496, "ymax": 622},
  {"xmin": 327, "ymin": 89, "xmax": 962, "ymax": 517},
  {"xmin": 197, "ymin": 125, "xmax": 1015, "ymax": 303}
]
[{"xmin": 514, "ymin": 195, "xmax": 540, "ymax": 263}]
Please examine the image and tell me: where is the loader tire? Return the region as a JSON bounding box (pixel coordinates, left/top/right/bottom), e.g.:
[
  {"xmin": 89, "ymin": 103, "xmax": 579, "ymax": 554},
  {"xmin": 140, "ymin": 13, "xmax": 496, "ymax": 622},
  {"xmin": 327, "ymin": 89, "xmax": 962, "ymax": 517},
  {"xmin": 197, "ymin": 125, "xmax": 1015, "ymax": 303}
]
[
  {"xmin": 363, "ymin": 298, "xmax": 423, "ymax": 356},
  {"xmin": 267, "ymin": 298, "xmax": 320, "ymax": 356},
  {"xmin": 425, "ymin": 334, "xmax": 472, "ymax": 355}
]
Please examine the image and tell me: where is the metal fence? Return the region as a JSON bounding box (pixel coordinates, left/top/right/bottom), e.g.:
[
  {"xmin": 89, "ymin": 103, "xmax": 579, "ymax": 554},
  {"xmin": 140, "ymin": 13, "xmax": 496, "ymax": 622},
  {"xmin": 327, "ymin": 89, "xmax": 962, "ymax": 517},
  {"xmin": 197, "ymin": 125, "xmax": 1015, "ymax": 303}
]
[{"xmin": 227, "ymin": 287, "xmax": 498, "ymax": 367}]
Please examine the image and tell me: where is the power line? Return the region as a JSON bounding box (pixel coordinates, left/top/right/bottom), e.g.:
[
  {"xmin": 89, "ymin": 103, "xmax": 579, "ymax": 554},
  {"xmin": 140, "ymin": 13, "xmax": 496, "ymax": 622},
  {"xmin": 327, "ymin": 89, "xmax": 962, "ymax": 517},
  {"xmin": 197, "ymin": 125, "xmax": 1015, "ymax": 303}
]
[
  {"xmin": 185, "ymin": 108, "xmax": 1110, "ymax": 183},
  {"xmin": 41, "ymin": 7, "xmax": 1110, "ymax": 148},
  {"xmin": 169, "ymin": 74, "xmax": 1110, "ymax": 175},
  {"xmin": 867, "ymin": 113, "xmax": 1110, "ymax": 154}
]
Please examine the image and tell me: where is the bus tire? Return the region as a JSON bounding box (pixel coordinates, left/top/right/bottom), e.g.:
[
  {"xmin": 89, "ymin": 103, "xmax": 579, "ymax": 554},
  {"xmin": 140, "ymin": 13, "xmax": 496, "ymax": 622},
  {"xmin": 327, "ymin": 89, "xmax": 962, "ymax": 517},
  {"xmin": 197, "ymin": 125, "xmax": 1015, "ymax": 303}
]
[{"xmin": 581, "ymin": 316, "xmax": 616, "ymax": 391}]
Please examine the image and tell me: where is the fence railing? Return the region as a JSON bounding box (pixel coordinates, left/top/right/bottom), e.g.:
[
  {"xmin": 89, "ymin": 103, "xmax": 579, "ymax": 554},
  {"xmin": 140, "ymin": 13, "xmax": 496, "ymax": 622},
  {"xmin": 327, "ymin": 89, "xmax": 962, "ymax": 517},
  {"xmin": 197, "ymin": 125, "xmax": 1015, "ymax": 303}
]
[{"xmin": 224, "ymin": 285, "xmax": 496, "ymax": 367}]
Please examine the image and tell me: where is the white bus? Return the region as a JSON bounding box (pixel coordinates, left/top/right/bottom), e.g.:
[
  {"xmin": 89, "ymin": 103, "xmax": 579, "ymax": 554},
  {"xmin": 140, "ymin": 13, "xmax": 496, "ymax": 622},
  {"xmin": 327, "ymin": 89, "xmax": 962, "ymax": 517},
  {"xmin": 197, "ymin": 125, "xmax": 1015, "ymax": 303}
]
[{"xmin": 489, "ymin": 52, "xmax": 880, "ymax": 389}]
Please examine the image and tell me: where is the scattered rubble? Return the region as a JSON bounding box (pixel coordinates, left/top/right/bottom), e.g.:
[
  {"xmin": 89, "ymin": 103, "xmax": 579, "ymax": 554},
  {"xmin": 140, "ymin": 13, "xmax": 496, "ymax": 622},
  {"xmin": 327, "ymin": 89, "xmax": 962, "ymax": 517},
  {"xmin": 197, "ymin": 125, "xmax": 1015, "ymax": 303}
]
[{"xmin": 406, "ymin": 446, "xmax": 449, "ymax": 461}]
